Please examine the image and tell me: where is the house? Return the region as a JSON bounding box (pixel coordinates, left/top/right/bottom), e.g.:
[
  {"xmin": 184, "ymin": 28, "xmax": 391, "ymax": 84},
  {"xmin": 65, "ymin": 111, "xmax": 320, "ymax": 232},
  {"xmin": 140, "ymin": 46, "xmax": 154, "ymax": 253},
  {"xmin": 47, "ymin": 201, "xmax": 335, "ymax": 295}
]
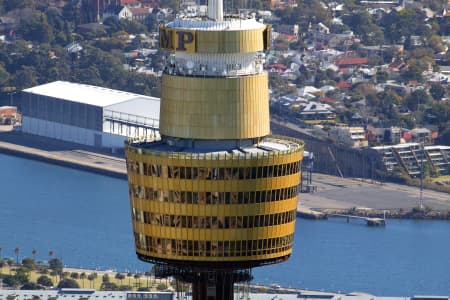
[
  {"xmin": 335, "ymin": 57, "xmax": 369, "ymax": 68},
  {"xmin": 410, "ymin": 128, "xmax": 433, "ymax": 144},
  {"xmin": 103, "ymin": 5, "xmax": 133, "ymax": 21},
  {"xmin": 297, "ymin": 101, "xmax": 335, "ymax": 121},
  {"xmin": 129, "ymin": 7, "xmax": 152, "ymax": 23},
  {"xmin": 330, "ymin": 126, "xmax": 368, "ymax": 148}
]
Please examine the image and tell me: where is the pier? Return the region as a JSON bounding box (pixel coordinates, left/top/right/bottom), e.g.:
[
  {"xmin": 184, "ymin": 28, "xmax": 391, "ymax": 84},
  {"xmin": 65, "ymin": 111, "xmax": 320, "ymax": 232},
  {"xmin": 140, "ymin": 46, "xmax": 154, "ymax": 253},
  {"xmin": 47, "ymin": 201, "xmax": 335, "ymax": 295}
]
[
  {"xmin": 297, "ymin": 205, "xmax": 386, "ymax": 226},
  {"xmin": 327, "ymin": 213, "xmax": 386, "ymax": 226}
]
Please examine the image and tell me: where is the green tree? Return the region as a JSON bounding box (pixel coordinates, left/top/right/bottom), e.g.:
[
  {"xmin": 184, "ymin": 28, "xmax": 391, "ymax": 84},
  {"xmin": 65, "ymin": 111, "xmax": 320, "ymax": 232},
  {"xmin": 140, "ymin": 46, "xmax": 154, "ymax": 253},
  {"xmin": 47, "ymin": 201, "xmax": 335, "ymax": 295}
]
[
  {"xmin": 115, "ymin": 273, "xmax": 125, "ymax": 286},
  {"xmin": 3, "ymin": 0, "xmax": 35, "ymax": 11},
  {"xmin": 48, "ymin": 258, "xmax": 63, "ymax": 281},
  {"xmin": 57, "ymin": 278, "xmax": 80, "ymax": 289},
  {"xmin": 70, "ymin": 272, "xmax": 79, "ymax": 280},
  {"xmin": 0, "ymin": 64, "xmax": 10, "ymax": 85},
  {"xmin": 101, "ymin": 281, "xmax": 119, "ymax": 291},
  {"xmin": 405, "ymin": 89, "xmax": 432, "ymax": 111},
  {"xmin": 12, "ymin": 66, "xmax": 38, "ymax": 90},
  {"xmin": 342, "ymin": 10, "xmax": 384, "ymax": 45},
  {"xmin": 381, "ymin": 9, "xmax": 429, "ymax": 43},
  {"xmin": 31, "ymin": 249, "xmax": 37, "ymax": 260},
  {"xmin": 134, "ymin": 273, "xmax": 141, "ymax": 289},
  {"xmin": 102, "ymin": 273, "xmax": 110, "ymax": 283},
  {"xmin": 429, "ymin": 83, "xmax": 445, "ymax": 100},
  {"xmin": 80, "ymin": 272, "xmax": 86, "ymax": 288},
  {"xmin": 20, "ymin": 12, "xmax": 54, "ymax": 43},
  {"xmin": 87, "ymin": 273, "xmax": 97, "ymax": 288},
  {"xmin": 21, "ymin": 282, "xmax": 43, "ymax": 290},
  {"xmin": 21, "ymin": 257, "xmax": 35, "ymax": 269},
  {"xmin": 428, "ymin": 35, "xmax": 446, "ymax": 53},
  {"xmin": 14, "ymin": 247, "xmax": 20, "ymax": 264},
  {"xmin": 37, "ymin": 275, "xmax": 54, "ymax": 287}
]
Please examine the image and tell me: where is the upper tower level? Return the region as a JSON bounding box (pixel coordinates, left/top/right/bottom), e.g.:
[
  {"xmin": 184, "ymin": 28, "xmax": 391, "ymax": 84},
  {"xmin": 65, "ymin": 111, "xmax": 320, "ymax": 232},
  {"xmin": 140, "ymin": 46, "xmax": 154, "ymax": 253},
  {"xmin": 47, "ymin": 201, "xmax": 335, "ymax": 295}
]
[{"xmin": 158, "ymin": 0, "xmax": 272, "ymax": 141}]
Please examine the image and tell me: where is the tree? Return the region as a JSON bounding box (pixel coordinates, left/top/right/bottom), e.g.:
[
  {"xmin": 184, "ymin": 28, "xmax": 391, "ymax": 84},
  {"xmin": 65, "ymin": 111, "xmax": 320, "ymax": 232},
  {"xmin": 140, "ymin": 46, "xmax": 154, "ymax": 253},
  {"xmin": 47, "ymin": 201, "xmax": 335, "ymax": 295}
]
[
  {"xmin": 21, "ymin": 282, "xmax": 43, "ymax": 290},
  {"xmin": 31, "ymin": 249, "xmax": 37, "ymax": 260},
  {"xmin": 115, "ymin": 273, "xmax": 125, "ymax": 286},
  {"xmin": 70, "ymin": 272, "xmax": 79, "ymax": 280},
  {"xmin": 144, "ymin": 271, "xmax": 150, "ymax": 289},
  {"xmin": 48, "ymin": 258, "xmax": 63, "ymax": 275},
  {"xmin": 134, "ymin": 273, "xmax": 141, "ymax": 289},
  {"xmin": 37, "ymin": 275, "xmax": 53, "ymax": 287},
  {"xmin": 3, "ymin": 0, "xmax": 35, "ymax": 12},
  {"xmin": 405, "ymin": 90, "xmax": 432, "ymax": 111},
  {"xmin": 57, "ymin": 278, "xmax": 80, "ymax": 289},
  {"xmin": 102, "ymin": 273, "xmax": 110, "ymax": 283},
  {"xmin": 79, "ymin": 272, "xmax": 86, "ymax": 288},
  {"xmin": 12, "ymin": 66, "xmax": 38, "ymax": 90},
  {"xmin": 3, "ymin": 268, "xmax": 30, "ymax": 288},
  {"xmin": 21, "ymin": 257, "xmax": 35, "ymax": 269},
  {"xmin": 101, "ymin": 281, "xmax": 119, "ymax": 291},
  {"xmin": 14, "ymin": 247, "xmax": 20, "ymax": 264},
  {"xmin": 87, "ymin": 273, "xmax": 97, "ymax": 288},
  {"xmin": 428, "ymin": 35, "xmax": 446, "ymax": 53},
  {"xmin": 429, "ymin": 83, "xmax": 445, "ymax": 100},
  {"xmin": 20, "ymin": 12, "xmax": 54, "ymax": 43}
]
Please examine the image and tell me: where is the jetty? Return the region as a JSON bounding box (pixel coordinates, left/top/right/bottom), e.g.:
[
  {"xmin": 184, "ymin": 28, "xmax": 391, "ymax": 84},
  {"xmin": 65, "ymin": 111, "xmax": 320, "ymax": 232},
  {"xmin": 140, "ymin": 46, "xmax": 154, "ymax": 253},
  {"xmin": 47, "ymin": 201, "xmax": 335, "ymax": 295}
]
[
  {"xmin": 327, "ymin": 213, "xmax": 386, "ymax": 226},
  {"xmin": 297, "ymin": 205, "xmax": 386, "ymax": 226}
]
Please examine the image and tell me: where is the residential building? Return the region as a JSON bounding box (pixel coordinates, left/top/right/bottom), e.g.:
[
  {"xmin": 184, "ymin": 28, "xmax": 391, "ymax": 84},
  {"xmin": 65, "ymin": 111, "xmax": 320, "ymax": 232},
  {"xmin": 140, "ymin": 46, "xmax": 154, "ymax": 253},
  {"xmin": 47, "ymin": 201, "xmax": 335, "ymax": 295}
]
[{"xmin": 330, "ymin": 126, "xmax": 368, "ymax": 148}]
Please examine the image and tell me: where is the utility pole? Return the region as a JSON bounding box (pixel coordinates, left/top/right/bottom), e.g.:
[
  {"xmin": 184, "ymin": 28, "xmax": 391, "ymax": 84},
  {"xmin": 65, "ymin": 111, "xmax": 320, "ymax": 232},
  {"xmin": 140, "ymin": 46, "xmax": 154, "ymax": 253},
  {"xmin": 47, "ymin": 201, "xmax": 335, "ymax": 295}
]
[{"xmin": 419, "ymin": 143, "xmax": 424, "ymax": 210}]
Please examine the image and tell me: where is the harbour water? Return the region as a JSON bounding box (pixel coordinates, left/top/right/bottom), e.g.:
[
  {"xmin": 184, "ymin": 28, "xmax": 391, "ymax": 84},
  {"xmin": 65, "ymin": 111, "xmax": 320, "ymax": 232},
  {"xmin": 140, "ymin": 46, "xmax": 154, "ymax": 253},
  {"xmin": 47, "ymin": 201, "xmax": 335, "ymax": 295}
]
[{"xmin": 0, "ymin": 154, "xmax": 449, "ymax": 296}]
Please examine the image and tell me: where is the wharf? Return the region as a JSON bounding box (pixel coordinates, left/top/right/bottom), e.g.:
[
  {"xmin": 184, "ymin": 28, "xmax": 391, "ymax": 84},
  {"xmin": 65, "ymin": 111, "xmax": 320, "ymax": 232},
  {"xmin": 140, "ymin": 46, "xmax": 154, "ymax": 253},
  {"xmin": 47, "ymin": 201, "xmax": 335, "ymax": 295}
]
[
  {"xmin": 328, "ymin": 213, "xmax": 386, "ymax": 226},
  {"xmin": 297, "ymin": 205, "xmax": 385, "ymax": 226}
]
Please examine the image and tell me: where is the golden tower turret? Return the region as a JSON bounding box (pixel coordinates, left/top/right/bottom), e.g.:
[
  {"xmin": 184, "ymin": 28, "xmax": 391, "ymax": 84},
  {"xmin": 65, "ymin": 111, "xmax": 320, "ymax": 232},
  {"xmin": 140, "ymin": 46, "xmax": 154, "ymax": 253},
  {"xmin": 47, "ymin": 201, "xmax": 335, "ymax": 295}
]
[{"xmin": 125, "ymin": 1, "xmax": 304, "ymax": 299}]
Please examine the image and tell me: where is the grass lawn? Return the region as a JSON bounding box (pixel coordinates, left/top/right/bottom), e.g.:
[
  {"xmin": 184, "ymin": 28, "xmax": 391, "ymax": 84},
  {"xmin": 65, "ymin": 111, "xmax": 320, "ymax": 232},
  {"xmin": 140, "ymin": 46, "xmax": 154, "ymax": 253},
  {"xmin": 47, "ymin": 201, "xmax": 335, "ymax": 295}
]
[{"xmin": 0, "ymin": 266, "xmax": 169, "ymax": 291}]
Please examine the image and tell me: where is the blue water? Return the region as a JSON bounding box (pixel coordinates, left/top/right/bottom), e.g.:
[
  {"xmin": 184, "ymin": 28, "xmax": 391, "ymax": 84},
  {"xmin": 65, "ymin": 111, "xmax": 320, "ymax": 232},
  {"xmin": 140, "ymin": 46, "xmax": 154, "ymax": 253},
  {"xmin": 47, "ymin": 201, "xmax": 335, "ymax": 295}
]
[{"xmin": 0, "ymin": 154, "xmax": 449, "ymax": 296}]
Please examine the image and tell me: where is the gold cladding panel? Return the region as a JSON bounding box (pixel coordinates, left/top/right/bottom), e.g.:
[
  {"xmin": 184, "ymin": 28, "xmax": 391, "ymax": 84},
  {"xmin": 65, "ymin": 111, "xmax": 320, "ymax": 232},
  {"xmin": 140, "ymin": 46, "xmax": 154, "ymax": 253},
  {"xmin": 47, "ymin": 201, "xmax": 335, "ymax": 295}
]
[
  {"xmin": 160, "ymin": 74, "xmax": 270, "ymax": 139},
  {"xmin": 196, "ymin": 29, "xmax": 266, "ymax": 53},
  {"xmin": 159, "ymin": 25, "xmax": 268, "ymax": 53}
]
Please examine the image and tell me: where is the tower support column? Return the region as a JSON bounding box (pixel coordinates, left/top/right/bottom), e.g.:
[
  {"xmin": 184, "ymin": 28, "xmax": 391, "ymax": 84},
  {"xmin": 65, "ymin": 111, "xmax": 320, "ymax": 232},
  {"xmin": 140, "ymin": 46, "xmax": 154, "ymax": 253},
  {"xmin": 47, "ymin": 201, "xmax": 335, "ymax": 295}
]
[{"xmin": 191, "ymin": 271, "xmax": 234, "ymax": 300}]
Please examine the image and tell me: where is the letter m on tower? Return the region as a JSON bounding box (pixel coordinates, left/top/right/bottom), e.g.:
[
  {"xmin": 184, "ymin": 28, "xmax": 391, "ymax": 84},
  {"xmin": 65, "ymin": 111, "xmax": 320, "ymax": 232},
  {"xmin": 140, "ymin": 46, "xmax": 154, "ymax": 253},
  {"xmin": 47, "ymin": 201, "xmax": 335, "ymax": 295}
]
[{"xmin": 159, "ymin": 25, "xmax": 173, "ymax": 50}]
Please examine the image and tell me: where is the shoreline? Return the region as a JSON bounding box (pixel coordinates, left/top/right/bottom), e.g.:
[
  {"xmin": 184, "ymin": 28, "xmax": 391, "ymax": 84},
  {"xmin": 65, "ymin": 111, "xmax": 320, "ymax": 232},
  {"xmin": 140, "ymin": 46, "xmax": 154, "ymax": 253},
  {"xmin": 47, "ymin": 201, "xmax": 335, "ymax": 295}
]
[
  {"xmin": 0, "ymin": 144, "xmax": 127, "ymax": 180},
  {"xmin": 309, "ymin": 207, "xmax": 450, "ymax": 220},
  {"xmin": 1, "ymin": 130, "xmax": 449, "ymax": 221},
  {"xmin": 0, "ymin": 130, "xmax": 127, "ymax": 179}
]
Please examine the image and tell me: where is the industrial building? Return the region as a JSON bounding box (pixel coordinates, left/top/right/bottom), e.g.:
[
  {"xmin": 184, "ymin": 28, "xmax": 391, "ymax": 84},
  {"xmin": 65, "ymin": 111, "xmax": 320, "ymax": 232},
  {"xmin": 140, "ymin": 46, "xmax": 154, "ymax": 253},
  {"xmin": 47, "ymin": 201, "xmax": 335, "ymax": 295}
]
[
  {"xmin": 20, "ymin": 81, "xmax": 160, "ymax": 151},
  {"xmin": 124, "ymin": 1, "xmax": 304, "ymax": 300},
  {"xmin": 0, "ymin": 290, "xmax": 174, "ymax": 300}
]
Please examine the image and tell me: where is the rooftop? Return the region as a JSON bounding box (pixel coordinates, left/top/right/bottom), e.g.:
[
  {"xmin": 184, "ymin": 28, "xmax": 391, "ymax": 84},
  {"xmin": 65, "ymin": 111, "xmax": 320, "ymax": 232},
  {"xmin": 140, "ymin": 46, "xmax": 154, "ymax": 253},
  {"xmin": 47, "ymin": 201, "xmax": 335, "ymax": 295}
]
[{"xmin": 22, "ymin": 81, "xmax": 159, "ymax": 108}]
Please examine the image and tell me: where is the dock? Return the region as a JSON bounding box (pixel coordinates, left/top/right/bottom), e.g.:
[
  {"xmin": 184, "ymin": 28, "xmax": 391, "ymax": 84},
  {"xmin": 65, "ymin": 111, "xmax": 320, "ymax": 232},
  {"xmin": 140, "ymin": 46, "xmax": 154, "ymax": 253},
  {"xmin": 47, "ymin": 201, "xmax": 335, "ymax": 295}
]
[
  {"xmin": 297, "ymin": 205, "xmax": 386, "ymax": 226},
  {"xmin": 327, "ymin": 213, "xmax": 386, "ymax": 226}
]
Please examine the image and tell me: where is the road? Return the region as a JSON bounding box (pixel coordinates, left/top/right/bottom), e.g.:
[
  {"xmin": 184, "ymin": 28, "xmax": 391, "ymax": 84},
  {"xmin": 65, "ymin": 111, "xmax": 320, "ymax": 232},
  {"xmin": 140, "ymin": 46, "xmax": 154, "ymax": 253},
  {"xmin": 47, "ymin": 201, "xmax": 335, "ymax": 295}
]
[{"xmin": 301, "ymin": 173, "xmax": 450, "ymax": 210}]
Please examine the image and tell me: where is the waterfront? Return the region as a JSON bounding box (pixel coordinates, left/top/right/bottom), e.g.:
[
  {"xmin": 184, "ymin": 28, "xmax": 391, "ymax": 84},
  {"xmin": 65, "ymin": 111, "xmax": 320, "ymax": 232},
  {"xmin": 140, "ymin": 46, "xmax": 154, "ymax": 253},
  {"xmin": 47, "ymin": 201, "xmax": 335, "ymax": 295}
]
[{"xmin": 0, "ymin": 154, "xmax": 449, "ymax": 296}]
